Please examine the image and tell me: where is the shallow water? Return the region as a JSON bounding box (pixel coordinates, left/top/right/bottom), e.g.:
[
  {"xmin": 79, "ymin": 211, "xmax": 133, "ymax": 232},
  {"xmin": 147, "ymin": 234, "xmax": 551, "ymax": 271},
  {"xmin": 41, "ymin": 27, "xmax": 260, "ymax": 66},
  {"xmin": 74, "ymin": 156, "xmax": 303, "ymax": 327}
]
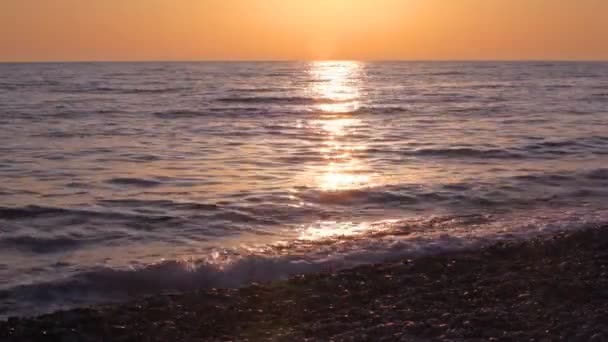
[{"xmin": 1, "ymin": 61, "xmax": 608, "ymax": 317}]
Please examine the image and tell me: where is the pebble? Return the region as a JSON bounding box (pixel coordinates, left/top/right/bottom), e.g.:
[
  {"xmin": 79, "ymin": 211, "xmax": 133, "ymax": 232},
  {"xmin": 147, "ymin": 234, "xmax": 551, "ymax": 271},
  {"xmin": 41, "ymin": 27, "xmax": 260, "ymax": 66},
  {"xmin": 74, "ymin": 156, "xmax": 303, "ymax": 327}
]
[{"xmin": 590, "ymin": 333, "xmax": 605, "ymax": 342}]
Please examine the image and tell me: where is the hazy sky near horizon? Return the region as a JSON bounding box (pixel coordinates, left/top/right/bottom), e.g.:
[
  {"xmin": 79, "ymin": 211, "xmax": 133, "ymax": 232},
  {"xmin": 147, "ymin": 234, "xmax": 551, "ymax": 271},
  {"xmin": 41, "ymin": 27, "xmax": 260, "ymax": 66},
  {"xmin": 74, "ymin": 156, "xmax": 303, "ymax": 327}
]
[{"xmin": 1, "ymin": 0, "xmax": 607, "ymax": 61}]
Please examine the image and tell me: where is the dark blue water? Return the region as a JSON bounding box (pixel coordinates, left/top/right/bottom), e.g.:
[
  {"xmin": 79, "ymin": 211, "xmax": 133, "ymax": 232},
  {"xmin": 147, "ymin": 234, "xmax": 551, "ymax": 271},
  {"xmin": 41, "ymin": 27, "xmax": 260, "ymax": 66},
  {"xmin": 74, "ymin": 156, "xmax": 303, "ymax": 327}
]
[{"xmin": 1, "ymin": 61, "xmax": 608, "ymax": 318}]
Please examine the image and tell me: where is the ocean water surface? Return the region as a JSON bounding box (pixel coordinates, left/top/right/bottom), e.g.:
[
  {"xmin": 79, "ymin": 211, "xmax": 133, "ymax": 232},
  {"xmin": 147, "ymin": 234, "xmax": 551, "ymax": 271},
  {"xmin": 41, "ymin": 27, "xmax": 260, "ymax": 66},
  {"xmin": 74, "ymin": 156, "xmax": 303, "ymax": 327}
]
[{"xmin": 1, "ymin": 61, "xmax": 608, "ymax": 317}]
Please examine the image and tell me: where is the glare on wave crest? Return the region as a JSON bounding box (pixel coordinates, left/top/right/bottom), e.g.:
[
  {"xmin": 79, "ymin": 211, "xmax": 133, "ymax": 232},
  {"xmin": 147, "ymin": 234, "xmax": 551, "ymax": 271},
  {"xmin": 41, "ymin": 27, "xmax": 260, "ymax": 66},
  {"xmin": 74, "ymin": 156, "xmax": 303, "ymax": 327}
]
[
  {"xmin": 141, "ymin": 208, "xmax": 608, "ymax": 283},
  {"xmin": 298, "ymin": 220, "xmax": 395, "ymax": 241}
]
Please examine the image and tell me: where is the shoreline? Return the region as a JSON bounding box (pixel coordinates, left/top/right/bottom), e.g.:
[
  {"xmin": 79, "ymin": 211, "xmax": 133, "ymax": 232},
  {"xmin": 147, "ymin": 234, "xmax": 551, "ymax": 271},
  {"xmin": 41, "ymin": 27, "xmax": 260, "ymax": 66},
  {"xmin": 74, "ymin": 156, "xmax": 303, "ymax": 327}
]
[{"xmin": 2, "ymin": 226, "xmax": 608, "ymax": 341}]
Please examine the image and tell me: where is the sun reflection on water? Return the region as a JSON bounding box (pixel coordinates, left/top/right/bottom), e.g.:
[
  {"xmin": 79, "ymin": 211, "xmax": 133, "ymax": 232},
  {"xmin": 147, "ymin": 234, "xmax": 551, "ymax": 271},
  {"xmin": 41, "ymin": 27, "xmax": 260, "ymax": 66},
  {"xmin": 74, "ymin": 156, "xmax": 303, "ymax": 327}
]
[
  {"xmin": 305, "ymin": 61, "xmax": 372, "ymax": 192},
  {"xmin": 292, "ymin": 62, "xmax": 378, "ymax": 242},
  {"xmin": 317, "ymin": 117, "xmax": 361, "ymax": 136},
  {"xmin": 298, "ymin": 221, "xmax": 372, "ymax": 241},
  {"xmin": 309, "ymin": 61, "xmax": 363, "ymax": 113},
  {"xmin": 297, "ymin": 219, "xmax": 401, "ymax": 241},
  {"xmin": 320, "ymin": 171, "xmax": 370, "ymax": 191}
]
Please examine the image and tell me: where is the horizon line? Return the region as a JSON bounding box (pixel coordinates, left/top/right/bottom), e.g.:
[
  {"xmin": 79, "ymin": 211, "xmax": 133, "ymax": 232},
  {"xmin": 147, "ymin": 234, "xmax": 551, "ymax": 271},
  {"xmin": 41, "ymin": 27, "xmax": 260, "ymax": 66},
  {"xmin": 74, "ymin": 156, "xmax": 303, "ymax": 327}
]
[{"xmin": 1, "ymin": 59, "xmax": 608, "ymax": 64}]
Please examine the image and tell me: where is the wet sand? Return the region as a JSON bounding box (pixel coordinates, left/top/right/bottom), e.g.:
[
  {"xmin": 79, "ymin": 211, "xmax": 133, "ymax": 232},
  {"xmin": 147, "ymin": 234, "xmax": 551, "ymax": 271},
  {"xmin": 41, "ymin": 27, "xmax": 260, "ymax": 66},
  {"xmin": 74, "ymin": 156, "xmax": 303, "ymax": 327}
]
[{"xmin": 2, "ymin": 226, "xmax": 608, "ymax": 341}]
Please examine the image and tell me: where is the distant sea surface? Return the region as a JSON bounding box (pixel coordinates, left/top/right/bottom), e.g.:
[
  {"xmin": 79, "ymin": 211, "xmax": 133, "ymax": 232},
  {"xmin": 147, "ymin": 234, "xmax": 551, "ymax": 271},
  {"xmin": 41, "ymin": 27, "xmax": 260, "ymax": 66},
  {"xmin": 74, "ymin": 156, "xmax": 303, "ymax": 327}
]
[{"xmin": 1, "ymin": 61, "xmax": 608, "ymax": 318}]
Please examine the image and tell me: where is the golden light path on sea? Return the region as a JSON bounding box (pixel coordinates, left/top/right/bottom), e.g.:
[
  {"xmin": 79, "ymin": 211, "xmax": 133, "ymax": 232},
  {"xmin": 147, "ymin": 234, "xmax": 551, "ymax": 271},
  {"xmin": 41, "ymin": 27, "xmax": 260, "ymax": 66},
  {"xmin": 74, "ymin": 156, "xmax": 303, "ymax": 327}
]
[
  {"xmin": 306, "ymin": 61, "xmax": 372, "ymax": 192},
  {"xmin": 297, "ymin": 61, "xmax": 376, "ymax": 241}
]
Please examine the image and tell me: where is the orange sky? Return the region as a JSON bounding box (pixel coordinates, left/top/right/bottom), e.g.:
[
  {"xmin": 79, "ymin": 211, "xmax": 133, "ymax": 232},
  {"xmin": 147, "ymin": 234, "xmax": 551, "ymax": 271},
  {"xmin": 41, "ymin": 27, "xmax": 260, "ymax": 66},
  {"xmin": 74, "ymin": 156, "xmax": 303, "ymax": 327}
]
[{"xmin": 1, "ymin": 0, "xmax": 607, "ymax": 61}]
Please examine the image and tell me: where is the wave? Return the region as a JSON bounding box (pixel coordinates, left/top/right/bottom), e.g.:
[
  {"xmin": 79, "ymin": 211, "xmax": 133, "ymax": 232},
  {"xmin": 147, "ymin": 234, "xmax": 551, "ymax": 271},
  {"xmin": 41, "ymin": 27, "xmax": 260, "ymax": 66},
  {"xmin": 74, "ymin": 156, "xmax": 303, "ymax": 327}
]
[
  {"xmin": 299, "ymin": 168, "xmax": 608, "ymax": 208},
  {"xmin": 1, "ymin": 235, "xmax": 80, "ymax": 251},
  {"xmin": 395, "ymin": 136, "xmax": 608, "ymax": 160},
  {"xmin": 545, "ymin": 84, "xmax": 574, "ymax": 90},
  {"xmin": 307, "ymin": 188, "xmax": 419, "ymax": 206},
  {"xmin": 468, "ymin": 83, "xmax": 519, "ymax": 90},
  {"xmin": 520, "ymin": 136, "xmax": 608, "ymax": 154},
  {"xmin": 0, "ymin": 206, "xmax": 73, "ymax": 220},
  {"xmin": 152, "ymin": 110, "xmax": 208, "ymax": 118},
  {"xmin": 154, "ymin": 106, "xmax": 277, "ymax": 118},
  {"xmin": 4, "ymin": 166, "xmax": 607, "ymax": 235},
  {"xmin": 409, "ymin": 147, "xmax": 523, "ymax": 159},
  {"xmin": 228, "ymin": 87, "xmax": 285, "ymax": 93},
  {"xmin": 0, "ymin": 205, "xmax": 172, "ymax": 222},
  {"xmin": 427, "ymin": 71, "xmax": 467, "ymax": 76},
  {"xmin": 95, "ymin": 87, "xmax": 182, "ymax": 94},
  {"xmin": 3, "ymin": 209, "xmax": 607, "ymax": 318},
  {"xmin": 351, "ymin": 106, "xmax": 409, "ymax": 115},
  {"xmin": 0, "ymin": 235, "xmax": 93, "ymax": 254},
  {"xmin": 586, "ymin": 168, "xmax": 608, "ymax": 180},
  {"xmin": 105, "ymin": 177, "xmax": 162, "ymax": 188},
  {"xmin": 51, "ymin": 86, "xmax": 191, "ymax": 95},
  {"xmin": 215, "ymin": 96, "xmax": 352, "ymax": 105},
  {"xmin": 98, "ymin": 199, "xmax": 219, "ymax": 211},
  {"xmin": 208, "ymin": 210, "xmax": 280, "ymax": 225},
  {"xmin": 153, "ymin": 108, "xmax": 293, "ymax": 118}
]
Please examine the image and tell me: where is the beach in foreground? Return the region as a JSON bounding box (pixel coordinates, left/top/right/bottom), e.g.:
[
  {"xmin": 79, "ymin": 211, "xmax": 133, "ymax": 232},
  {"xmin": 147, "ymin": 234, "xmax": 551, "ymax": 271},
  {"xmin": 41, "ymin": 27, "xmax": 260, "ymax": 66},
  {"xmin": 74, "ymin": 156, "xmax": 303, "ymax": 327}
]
[{"xmin": 2, "ymin": 226, "xmax": 608, "ymax": 342}]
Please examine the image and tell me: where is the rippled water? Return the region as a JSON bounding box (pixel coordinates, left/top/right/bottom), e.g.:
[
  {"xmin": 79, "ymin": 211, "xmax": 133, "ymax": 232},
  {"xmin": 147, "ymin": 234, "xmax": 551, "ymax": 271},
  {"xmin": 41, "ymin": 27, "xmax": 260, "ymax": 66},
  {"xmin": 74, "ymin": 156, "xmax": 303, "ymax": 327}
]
[{"xmin": 1, "ymin": 61, "xmax": 608, "ymax": 317}]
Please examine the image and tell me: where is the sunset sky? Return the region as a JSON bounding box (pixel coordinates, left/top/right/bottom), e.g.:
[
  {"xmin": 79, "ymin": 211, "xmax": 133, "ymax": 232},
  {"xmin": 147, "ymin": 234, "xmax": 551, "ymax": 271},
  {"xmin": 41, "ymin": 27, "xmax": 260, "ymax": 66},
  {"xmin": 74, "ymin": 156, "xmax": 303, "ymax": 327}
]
[{"xmin": 1, "ymin": 0, "xmax": 607, "ymax": 62}]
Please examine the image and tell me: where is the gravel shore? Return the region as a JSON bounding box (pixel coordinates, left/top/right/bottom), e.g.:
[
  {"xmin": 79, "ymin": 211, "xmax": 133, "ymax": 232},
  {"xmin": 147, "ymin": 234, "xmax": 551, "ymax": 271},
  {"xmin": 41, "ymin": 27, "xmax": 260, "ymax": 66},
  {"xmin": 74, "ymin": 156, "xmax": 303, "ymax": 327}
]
[{"xmin": 2, "ymin": 226, "xmax": 608, "ymax": 341}]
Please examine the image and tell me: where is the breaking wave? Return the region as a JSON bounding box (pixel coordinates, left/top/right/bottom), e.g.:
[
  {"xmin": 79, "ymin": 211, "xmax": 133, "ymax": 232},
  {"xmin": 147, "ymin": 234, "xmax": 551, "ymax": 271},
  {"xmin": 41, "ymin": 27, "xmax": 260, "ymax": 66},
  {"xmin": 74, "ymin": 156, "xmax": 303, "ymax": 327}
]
[{"xmin": 2, "ymin": 208, "xmax": 607, "ymax": 319}]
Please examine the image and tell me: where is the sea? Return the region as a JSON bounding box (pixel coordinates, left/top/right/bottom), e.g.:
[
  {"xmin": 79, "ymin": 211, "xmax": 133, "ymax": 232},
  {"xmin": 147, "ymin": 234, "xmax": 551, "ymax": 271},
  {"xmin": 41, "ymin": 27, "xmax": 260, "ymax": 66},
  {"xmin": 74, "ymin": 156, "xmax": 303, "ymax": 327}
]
[{"xmin": 1, "ymin": 61, "xmax": 608, "ymax": 318}]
